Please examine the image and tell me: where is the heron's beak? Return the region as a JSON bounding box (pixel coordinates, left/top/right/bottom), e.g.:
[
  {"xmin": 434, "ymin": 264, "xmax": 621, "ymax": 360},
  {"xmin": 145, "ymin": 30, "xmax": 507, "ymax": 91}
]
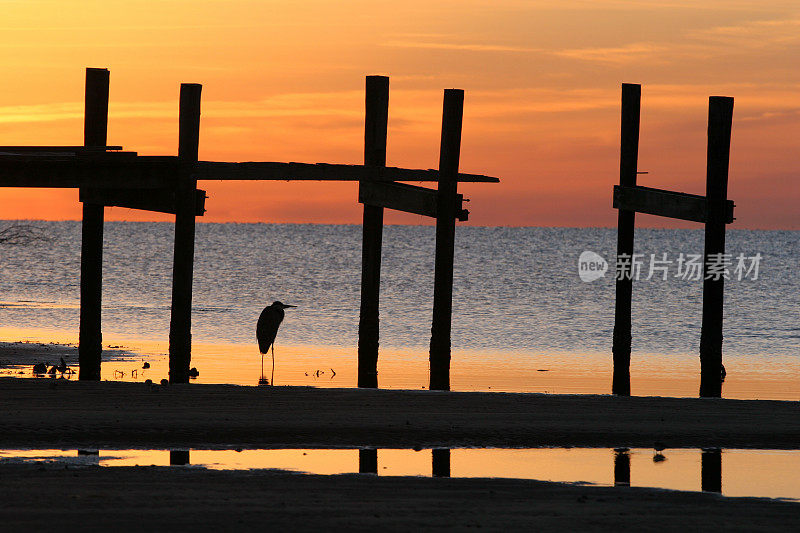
[{"xmin": 283, "ymin": 304, "xmax": 297, "ymax": 308}]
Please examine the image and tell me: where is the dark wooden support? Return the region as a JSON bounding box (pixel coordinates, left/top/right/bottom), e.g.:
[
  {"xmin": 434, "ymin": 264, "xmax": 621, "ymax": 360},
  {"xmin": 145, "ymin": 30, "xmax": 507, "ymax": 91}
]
[
  {"xmin": 78, "ymin": 68, "xmax": 109, "ymax": 381},
  {"xmin": 613, "ymin": 185, "xmax": 734, "ymax": 224},
  {"xmin": 700, "ymin": 97, "xmax": 734, "ymax": 398},
  {"xmin": 168, "ymin": 83, "xmax": 202, "ymax": 384},
  {"xmin": 432, "ymin": 448, "xmax": 451, "ymax": 478},
  {"xmin": 357, "ymin": 76, "xmax": 389, "ymax": 389},
  {"xmin": 701, "ymin": 448, "xmax": 722, "ymax": 493},
  {"xmin": 80, "ymin": 187, "xmax": 206, "ymax": 215},
  {"xmin": 359, "ymin": 181, "xmax": 469, "ymax": 221},
  {"xmin": 429, "ymin": 89, "xmax": 463, "ymax": 392},
  {"xmin": 195, "ymin": 161, "xmax": 497, "ymax": 183},
  {"xmin": 358, "ymin": 448, "xmax": 378, "ymax": 474},
  {"xmin": 612, "ymin": 83, "xmax": 641, "ymax": 396},
  {"xmin": 613, "ymin": 448, "xmax": 631, "ymax": 486}
]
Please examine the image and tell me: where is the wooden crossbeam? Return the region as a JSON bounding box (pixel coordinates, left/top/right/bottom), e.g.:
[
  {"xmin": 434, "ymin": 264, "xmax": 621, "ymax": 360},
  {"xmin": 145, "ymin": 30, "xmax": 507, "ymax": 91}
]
[
  {"xmin": 613, "ymin": 185, "xmax": 734, "ymax": 224},
  {"xmin": 196, "ymin": 161, "xmax": 498, "ymax": 183},
  {"xmin": 359, "ymin": 181, "xmax": 468, "ymax": 221},
  {"xmin": 0, "ymin": 156, "xmax": 179, "ymax": 188},
  {"xmin": 0, "ymin": 156, "xmax": 499, "ymax": 188},
  {"xmin": 0, "ymin": 145, "xmax": 123, "ymax": 153},
  {"xmin": 79, "ymin": 187, "xmax": 206, "ymax": 216}
]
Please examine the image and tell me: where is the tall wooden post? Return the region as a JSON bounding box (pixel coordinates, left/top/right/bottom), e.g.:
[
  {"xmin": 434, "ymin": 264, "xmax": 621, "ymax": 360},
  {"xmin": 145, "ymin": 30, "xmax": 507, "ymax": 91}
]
[
  {"xmin": 168, "ymin": 83, "xmax": 201, "ymax": 384},
  {"xmin": 701, "ymin": 448, "xmax": 722, "ymax": 492},
  {"xmin": 612, "ymin": 83, "xmax": 641, "ymax": 396},
  {"xmin": 699, "ymin": 97, "xmax": 733, "ymax": 398},
  {"xmin": 358, "ymin": 76, "xmax": 389, "ymax": 388},
  {"xmin": 429, "ymin": 89, "xmax": 463, "ymax": 391},
  {"xmin": 432, "ymin": 448, "xmax": 451, "ymax": 478},
  {"xmin": 78, "ymin": 67, "xmax": 109, "ymax": 381}
]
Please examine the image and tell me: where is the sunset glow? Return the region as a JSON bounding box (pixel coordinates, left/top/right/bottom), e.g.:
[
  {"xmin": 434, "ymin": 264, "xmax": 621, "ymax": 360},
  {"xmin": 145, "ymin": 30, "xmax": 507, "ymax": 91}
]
[{"xmin": 0, "ymin": 0, "xmax": 798, "ymax": 228}]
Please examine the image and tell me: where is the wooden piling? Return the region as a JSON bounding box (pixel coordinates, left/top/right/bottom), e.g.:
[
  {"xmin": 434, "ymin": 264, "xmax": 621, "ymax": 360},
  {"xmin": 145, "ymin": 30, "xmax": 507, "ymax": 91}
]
[
  {"xmin": 358, "ymin": 76, "xmax": 389, "ymax": 388},
  {"xmin": 612, "ymin": 83, "xmax": 641, "ymax": 396},
  {"xmin": 168, "ymin": 83, "xmax": 201, "ymax": 384},
  {"xmin": 613, "ymin": 448, "xmax": 630, "ymax": 486},
  {"xmin": 358, "ymin": 448, "xmax": 378, "ymax": 474},
  {"xmin": 432, "ymin": 448, "xmax": 451, "ymax": 478},
  {"xmin": 78, "ymin": 68, "xmax": 109, "ymax": 381},
  {"xmin": 701, "ymin": 448, "xmax": 722, "ymax": 493},
  {"xmin": 429, "ymin": 89, "xmax": 463, "ymax": 392},
  {"xmin": 700, "ymin": 97, "xmax": 734, "ymax": 398}
]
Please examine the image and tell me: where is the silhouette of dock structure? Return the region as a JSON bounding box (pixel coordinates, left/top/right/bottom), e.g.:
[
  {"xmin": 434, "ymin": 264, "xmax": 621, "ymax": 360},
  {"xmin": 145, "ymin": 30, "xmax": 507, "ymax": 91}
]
[
  {"xmin": 611, "ymin": 83, "xmax": 735, "ymax": 398},
  {"xmin": 0, "ymin": 68, "xmax": 498, "ymax": 386}
]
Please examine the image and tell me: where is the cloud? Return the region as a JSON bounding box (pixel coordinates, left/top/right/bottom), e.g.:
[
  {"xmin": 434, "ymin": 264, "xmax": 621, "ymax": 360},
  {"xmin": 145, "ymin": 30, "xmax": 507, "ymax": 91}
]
[
  {"xmin": 553, "ymin": 43, "xmax": 667, "ymax": 64},
  {"xmin": 383, "ymin": 40, "xmax": 542, "ymax": 53}
]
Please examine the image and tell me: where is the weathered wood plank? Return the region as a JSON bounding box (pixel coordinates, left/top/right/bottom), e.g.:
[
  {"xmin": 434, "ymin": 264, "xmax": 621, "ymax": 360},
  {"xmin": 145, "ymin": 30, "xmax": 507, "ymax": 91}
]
[
  {"xmin": 429, "ymin": 89, "xmax": 464, "ymax": 392},
  {"xmin": 0, "ymin": 156, "xmax": 180, "ymax": 188},
  {"xmin": 358, "ymin": 75, "xmax": 389, "ymax": 389},
  {"xmin": 612, "ymin": 83, "xmax": 640, "ymax": 397},
  {"xmin": 195, "ymin": 161, "xmax": 498, "ymax": 183},
  {"xmin": 0, "ymin": 145, "xmax": 123, "ymax": 153},
  {"xmin": 0, "ymin": 158, "xmax": 498, "ymax": 187},
  {"xmin": 613, "ymin": 184, "xmax": 735, "ymax": 224},
  {"xmin": 79, "ymin": 187, "xmax": 206, "ymax": 215},
  {"xmin": 169, "ymin": 83, "xmax": 202, "ymax": 384},
  {"xmin": 700, "ymin": 96, "xmax": 734, "ymax": 398},
  {"xmin": 359, "ymin": 181, "xmax": 468, "ymax": 221},
  {"xmin": 78, "ymin": 67, "xmax": 109, "ymax": 382}
]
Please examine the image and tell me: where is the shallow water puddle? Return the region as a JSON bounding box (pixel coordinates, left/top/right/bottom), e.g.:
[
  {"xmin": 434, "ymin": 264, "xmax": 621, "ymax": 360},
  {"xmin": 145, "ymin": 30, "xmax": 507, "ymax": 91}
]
[{"xmin": 1, "ymin": 447, "xmax": 798, "ymax": 501}]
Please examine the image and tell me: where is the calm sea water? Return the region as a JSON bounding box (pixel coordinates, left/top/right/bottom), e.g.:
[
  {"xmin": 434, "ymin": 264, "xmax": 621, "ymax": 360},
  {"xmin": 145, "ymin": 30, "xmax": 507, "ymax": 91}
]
[{"xmin": 0, "ymin": 221, "xmax": 798, "ymax": 394}]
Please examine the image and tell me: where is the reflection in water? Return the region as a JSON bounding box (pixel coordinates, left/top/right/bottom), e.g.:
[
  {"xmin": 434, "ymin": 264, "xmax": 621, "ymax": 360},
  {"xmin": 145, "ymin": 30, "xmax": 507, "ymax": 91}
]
[
  {"xmin": 614, "ymin": 448, "xmax": 630, "ymax": 486},
  {"xmin": 359, "ymin": 448, "xmax": 377, "ymax": 474},
  {"xmin": 2, "ymin": 325, "xmax": 800, "ymax": 400},
  {"xmin": 0, "ymin": 448, "xmax": 796, "ymax": 500},
  {"xmin": 702, "ymin": 448, "xmax": 722, "ymax": 493},
  {"xmin": 432, "ymin": 449, "xmax": 451, "ymax": 478},
  {"xmin": 170, "ymin": 450, "xmax": 190, "ymax": 466}
]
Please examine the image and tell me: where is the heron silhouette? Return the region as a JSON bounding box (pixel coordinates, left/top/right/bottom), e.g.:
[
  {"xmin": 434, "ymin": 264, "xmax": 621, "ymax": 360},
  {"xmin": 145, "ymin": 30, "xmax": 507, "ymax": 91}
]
[{"xmin": 256, "ymin": 301, "xmax": 296, "ymax": 385}]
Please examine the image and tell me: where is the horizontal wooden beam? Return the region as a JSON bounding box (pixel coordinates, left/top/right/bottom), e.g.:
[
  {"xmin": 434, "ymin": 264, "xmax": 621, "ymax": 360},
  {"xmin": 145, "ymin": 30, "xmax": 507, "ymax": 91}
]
[
  {"xmin": 196, "ymin": 161, "xmax": 498, "ymax": 183},
  {"xmin": 0, "ymin": 156, "xmax": 179, "ymax": 188},
  {"xmin": 359, "ymin": 181, "xmax": 468, "ymax": 221},
  {"xmin": 79, "ymin": 187, "xmax": 206, "ymax": 216},
  {"xmin": 613, "ymin": 185, "xmax": 734, "ymax": 224},
  {"xmin": 0, "ymin": 156, "xmax": 498, "ymax": 188},
  {"xmin": 0, "ymin": 146, "xmax": 123, "ymax": 153}
]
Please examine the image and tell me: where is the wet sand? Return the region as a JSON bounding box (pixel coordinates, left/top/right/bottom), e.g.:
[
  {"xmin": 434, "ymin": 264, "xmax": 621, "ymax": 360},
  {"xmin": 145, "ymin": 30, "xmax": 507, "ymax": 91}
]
[
  {"xmin": 1, "ymin": 377, "xmax": 799, "ymax": 449},
  {"xmin": 2, "ymin": 377, "xmax": 800, "ymax": 530},
  {"xmin": 0, "ymin": 462, "xmax": 798, "ymax": 532}
]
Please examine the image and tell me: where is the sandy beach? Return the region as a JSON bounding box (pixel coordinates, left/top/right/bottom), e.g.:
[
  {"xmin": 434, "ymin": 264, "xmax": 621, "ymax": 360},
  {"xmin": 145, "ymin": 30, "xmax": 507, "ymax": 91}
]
[
  {"xmin": 1, "ymin": 377, "xmax": 799, "ymax": 449},
  {"xmin": 1, "ymin": 377, "xmax": 800, "ymax": 531},
  {"xmin": 1, "ymin": 462, "xmax": 799, "ymax": 532}
]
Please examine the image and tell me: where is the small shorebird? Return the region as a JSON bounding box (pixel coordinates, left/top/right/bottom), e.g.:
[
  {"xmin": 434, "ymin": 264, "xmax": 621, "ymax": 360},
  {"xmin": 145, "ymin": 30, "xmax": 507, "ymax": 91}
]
[{"xmin": 256, "ymin": 301, "xmax": 296, "ymax": 385}]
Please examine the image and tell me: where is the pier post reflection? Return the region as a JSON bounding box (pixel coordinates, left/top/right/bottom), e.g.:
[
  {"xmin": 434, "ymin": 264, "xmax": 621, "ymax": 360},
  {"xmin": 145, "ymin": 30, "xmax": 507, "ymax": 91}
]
[
  {"xmin": 614, "ymin": 448, "xmax": 630, "ymax": 486},
  {"xmin": 432, "ymin": 448, "xmax": 451, "ymax": 478},
  {"xmin": 701, "ymin": 448, "xmax": 722, "ymax": 493},
  {"xmin": 359, "ymin": 448, "xmax": 378, "ymax": 474},
  {"xmin": 170, "ymin": 450, "xmax": 190, "ymax": 466}
]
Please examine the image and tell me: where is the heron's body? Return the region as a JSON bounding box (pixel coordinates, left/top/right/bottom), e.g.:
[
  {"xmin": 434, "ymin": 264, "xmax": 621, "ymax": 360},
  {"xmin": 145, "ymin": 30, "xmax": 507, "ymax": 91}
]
[
  {"xmin": 256, "ymin": 301, "xmax": 296, "ymax": 385},
  {"xmin": 257, "ymin": 304, "xmax": 285, "ymax": 355}
]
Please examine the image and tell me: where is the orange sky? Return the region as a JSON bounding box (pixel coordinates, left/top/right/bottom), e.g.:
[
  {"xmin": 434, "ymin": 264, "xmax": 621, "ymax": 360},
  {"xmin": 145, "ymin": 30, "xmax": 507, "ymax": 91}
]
[{"xmin": 0, "ymin": 0, "xmax": 798, "ymax": 228}]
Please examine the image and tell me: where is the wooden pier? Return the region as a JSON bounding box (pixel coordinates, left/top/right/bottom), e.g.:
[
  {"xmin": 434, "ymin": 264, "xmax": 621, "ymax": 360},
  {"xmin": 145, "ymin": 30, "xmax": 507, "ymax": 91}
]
[{"xmin": 0, "ymin": 68, "xmax": 498, "ymax": 387}]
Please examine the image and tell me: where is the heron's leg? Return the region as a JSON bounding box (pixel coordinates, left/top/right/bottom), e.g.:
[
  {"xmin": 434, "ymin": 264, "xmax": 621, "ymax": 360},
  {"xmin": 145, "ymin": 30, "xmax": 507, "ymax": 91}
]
[
  {"xmin": 261, "ymin": 352, "xmax": 264, "ymax": 379},
  {"xmin": 271, "ymin": 344, "xmax": 275, "ymax": 386}
]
